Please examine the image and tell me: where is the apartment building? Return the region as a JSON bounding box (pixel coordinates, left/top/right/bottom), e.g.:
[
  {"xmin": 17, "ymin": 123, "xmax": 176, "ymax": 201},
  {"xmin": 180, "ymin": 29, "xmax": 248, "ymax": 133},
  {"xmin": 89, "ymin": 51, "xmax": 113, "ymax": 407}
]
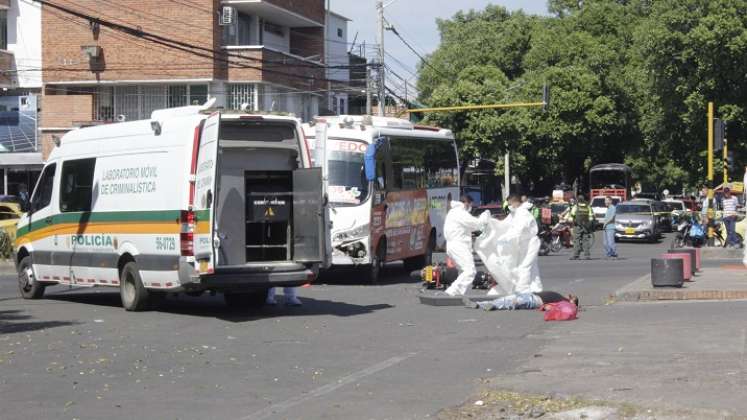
[
  {"xmin": 325, "ymin": 10, "xmax": 349, "ymax": 115},
  {"xmin": 39, "ymin": 0, "xmax": 327, "ymax": 158},
  {"xmin": 0, "ymin": 0, "xmax": 43, "ymax": 196}
]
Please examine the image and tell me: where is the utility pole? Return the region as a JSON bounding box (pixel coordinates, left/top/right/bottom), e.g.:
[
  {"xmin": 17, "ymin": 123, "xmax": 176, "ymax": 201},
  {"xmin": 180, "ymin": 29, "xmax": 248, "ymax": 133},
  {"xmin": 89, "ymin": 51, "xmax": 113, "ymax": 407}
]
[
  {"xmin": 376, "ymin": 0, "xmax": 385, "ymax": 116},
  {"xmin": 707, "ymin": 102, "xmax": 715, "ymax": 245},
  {"xmin": 366, "ymin": 63, "xmax": 373, "ymax": 115},
  {"xmin": 504, "ymin": 153, "xmax": 510, "ymax": 202}
]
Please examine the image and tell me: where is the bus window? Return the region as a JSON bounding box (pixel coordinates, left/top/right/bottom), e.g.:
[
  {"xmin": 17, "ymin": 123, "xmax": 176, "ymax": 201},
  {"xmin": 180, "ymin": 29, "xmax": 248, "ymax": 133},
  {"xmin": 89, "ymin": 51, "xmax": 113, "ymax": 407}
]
[
  {"xmin": 423, "ymin": 140, "xmax": 459, "ymax": 187},
  {"xmin": 374, "ymin": 141, "xmax": 389, "ymax": 192},
  {"xmin": 390, "ymin": 137, "xmax": 426, "ymax": 191},
  {"xmin": 328, "ymin": 140, "xmax": 370, "ymax": 206}
]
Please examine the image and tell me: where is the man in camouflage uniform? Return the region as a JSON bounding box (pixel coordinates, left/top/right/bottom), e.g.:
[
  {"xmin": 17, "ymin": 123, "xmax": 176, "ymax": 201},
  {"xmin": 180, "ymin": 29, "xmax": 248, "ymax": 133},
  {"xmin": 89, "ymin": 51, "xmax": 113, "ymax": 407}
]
[{"xmin": 570, "ymin": 195, "xmax": 593, "ymax": 260}]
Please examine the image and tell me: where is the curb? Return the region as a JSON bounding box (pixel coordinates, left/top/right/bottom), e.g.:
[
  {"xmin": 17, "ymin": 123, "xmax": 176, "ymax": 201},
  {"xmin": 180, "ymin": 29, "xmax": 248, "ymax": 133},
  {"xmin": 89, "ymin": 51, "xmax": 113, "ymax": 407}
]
[{"xmin": 615, "ymin": 275, "xmax": 747, "ymax": 302}]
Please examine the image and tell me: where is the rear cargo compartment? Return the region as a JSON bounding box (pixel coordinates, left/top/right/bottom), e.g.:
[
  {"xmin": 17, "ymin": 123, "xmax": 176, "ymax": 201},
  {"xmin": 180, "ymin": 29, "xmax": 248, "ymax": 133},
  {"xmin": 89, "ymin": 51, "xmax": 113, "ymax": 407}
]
[
  {"xmin": 214, "ymin": 121, "xmax": 302, "ymax": 266},
  {"xmin": 245, "ymin": 171, "xmax": 292, "ymax": 262}
]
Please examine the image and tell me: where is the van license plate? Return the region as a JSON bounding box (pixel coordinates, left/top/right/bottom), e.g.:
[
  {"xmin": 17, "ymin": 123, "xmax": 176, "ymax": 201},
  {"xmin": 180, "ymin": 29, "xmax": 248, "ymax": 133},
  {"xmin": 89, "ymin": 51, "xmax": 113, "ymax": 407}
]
[
  {"xmin": 199, "ymin": 260, "xmax": 209, "ymax": 273},
  {"xmin": 625, "ymin": 227, "xmax": 635, "ymax": 235}
]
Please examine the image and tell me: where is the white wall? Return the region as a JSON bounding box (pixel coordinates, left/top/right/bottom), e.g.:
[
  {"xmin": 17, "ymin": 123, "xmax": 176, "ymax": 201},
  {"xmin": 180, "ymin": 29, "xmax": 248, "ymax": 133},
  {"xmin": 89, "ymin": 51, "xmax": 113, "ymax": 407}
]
[
  {"xmin": 8, "ymin": 0, "xmax": 42, "ymax": 88},
  {"xmin": 325, "ymin": 13, "xmax": 349, "ymax": 83}
]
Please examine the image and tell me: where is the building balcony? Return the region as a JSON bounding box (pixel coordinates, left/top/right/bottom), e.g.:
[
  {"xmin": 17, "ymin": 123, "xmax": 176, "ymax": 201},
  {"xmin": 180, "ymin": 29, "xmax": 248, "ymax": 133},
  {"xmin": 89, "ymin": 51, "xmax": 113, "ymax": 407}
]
[
  {"xmin": 0, "ymin": 1, "xmax": 9, "ymax": 9},
  {"xmin": 222, "ymin": 0, "xmax": 324, "ymax": 27},
  {"xmin": 223, "ymin": 46, "xmax": 325, "ymax": 90}
]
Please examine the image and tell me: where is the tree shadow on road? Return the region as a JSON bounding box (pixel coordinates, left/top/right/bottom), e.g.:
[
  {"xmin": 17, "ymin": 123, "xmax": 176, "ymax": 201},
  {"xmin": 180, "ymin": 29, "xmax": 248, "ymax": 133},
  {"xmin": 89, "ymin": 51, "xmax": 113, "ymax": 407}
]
[
  {"xmin": 44, "ymin": 291, "xmax": 395, "ymax": 323},
  {"xmin": 0, "ymin": 309, "xmax": 79, "ymax": 334}
]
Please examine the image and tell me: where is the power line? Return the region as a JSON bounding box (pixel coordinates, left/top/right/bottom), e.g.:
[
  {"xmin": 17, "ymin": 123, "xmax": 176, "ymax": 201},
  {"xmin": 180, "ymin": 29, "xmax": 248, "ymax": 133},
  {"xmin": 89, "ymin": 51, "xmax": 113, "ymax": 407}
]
[{"xmin": 385, "ymin": 21, "xmax": 449, "ymax": 78}]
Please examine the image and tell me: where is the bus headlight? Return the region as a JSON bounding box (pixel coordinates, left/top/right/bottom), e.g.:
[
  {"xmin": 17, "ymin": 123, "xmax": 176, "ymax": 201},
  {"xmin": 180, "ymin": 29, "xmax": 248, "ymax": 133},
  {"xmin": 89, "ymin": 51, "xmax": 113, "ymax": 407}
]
[{"xmin": 333, "ymin": 224, "xmax": 370, "ymax": 244}]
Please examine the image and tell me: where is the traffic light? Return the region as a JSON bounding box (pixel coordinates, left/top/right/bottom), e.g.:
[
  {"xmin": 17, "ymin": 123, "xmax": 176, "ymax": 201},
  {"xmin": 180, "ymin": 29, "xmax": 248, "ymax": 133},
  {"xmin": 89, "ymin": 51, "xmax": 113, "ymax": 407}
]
[
  {"xmin": 714, "ymin": 118, "xmax": 725, "ymax": 152},
  {"xmin": 542, "ymin": 84, "xmax": 550, "ymax": 112}
]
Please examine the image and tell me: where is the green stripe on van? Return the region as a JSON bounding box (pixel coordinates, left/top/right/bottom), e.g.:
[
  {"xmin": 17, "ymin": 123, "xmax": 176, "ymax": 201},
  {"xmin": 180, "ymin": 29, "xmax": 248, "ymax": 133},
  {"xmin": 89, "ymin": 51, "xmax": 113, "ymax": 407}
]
[{"xmin": 17, "ymin": 210, "xmax": 211, "ymax": 238}]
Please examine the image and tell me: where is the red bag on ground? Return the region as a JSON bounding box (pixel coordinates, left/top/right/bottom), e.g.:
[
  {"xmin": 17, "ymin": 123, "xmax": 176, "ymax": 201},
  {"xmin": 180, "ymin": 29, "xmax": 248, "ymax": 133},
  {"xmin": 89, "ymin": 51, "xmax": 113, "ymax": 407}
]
[{"xmin": 542, "ymin": 301, "xmax": 578, "ymax": 321}]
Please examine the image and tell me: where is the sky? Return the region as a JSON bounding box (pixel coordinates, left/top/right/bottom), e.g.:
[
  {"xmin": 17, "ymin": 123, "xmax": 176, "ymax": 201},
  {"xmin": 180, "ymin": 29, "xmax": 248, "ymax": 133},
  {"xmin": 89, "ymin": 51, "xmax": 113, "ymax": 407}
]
[{"xmin": 328, "ymin": 0, "xmax": 549, "ymax": 96}]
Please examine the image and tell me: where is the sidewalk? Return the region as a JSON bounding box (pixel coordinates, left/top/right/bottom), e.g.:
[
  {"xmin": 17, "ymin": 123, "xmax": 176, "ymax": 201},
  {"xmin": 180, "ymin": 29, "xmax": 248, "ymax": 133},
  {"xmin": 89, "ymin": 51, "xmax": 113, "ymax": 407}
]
[
  {"xmin": 472, "ymin": 300, "xmax": 747, "ymax": 418},
  {"xmin": 615, "ymin": 266, "xmax": 747, "ymax": 302}
]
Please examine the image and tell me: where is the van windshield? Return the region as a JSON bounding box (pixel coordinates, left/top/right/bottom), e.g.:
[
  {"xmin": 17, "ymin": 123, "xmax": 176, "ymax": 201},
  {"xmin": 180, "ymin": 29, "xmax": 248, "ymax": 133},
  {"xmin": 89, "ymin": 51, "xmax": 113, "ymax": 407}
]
[
  {"xmin": 327, "ymin": 140, "xmax": 369, "ymax": 206},
  {"xmin": 617, "ymin": 204, "xmax": 650, "ymax": 214}
]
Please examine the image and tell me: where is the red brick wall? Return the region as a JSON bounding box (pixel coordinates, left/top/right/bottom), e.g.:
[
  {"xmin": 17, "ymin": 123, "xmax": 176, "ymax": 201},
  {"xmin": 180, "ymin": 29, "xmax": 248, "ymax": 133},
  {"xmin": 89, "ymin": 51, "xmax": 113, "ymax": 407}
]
[
  {"xmin": 40, "ymin": 94, "xmax": 93, "ymax": 128},
  {"xmin": 225, "ymin": 48, "xmax": 324, "ymax": 91},
  {"xmin": 265, "ymin": 0, "xmax": 325, "ymax": 24},
  {"xmin": 42, "ymin": 0, "xmax": 218, "ymax": 83},
  {"xmin": 290, "ymin": 27, "xmax": 324, "ymax": 61}
]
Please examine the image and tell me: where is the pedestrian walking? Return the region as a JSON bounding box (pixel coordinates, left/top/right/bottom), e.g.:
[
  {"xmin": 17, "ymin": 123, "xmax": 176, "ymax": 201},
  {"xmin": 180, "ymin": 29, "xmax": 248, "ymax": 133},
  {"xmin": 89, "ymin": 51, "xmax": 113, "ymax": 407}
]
[
  {"xmin": 570, "ymin": 195, "xmax": 593, "ymax": 260},
  {"xmin": 722, "ymin": 188, "xmax": 740, "ymax": 248},
  {"xmin": 602, "ymin": 196, "xmax": 618, "ymax": 259}
]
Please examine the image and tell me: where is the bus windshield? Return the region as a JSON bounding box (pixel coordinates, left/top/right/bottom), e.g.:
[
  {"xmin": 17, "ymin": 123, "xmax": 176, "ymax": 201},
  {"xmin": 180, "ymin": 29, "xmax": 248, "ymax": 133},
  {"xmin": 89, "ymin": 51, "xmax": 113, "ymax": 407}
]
[{"xmin": 327, "ymin": 141, "xmax": 369, "ymax": 206}]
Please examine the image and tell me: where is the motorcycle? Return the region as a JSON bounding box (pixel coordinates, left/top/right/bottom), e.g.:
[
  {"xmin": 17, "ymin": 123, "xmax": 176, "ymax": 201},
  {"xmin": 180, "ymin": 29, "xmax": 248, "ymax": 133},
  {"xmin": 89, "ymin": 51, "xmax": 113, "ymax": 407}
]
[
  {"xmin": 671, "ymin": 217, "xmax": 706, "ymax": 248},
  {"xmin": 550, "ymin": 222, "xmax": 573, "ymax": 253},
  {"xmin": 538, "ymin": 224, "xmax": 553, "ymax": 256}
]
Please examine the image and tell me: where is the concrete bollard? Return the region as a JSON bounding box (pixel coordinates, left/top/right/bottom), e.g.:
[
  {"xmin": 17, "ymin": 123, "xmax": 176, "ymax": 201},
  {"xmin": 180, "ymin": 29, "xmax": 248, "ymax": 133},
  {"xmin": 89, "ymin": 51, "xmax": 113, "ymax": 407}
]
[
  {"xmin": 660, "ymin": 253, "xmax": 692, "ymax": 281},
  {"xmin": 651, "ymin": 258, "xmax": 684, "ymax": 288},
  {"xmin": 670, "ymin": 248, "xmax": 698, "ymax": 274}
]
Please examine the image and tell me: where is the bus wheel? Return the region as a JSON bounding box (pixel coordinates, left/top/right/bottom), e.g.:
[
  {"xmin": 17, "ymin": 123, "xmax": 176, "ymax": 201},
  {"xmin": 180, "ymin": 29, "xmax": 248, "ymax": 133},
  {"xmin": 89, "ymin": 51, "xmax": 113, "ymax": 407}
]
[
  {"xmin": 403, "ymin": 233, "xmax": 434, "ymax": 272},
  {"xmin": 18, "ymin": 256, "xmax": 45, "ymax": 299},
  {"xmin": 120, "ymin": 262, "xmax": 151, "ymax": 312},
  {"xmin": 366, "ymin": 241, "xmax": 386, "ymax": 284}
]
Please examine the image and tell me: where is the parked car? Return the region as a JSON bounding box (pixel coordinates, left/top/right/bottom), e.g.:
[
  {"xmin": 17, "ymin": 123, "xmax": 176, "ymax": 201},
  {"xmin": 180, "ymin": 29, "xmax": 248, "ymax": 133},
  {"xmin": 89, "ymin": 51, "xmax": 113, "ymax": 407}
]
[
  {"xmin": 614, "ymin": 201, "xmax": 661, "ymax": 242},
  {"xmin": 653, "ymin": 201, "xmax": 674, "ymax": 232},
  {"xmin": 0, "ymin": 202, "xmax": 22, "ymax": 239},
  {"xmin": 590, "ymin": 195, "xmax": 621, "ymax": 226},
  {"xmin": 662, "ymin": 199, "xmax": 689, "ymax": 225}
]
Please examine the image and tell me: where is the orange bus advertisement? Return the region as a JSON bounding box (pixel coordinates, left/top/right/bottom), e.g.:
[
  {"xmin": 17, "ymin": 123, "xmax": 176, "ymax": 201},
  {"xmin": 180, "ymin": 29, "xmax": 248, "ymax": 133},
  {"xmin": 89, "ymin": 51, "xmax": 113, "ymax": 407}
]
[{"xmin": 372, "ymin": 190, "xmax": 430, "ymax": 261}]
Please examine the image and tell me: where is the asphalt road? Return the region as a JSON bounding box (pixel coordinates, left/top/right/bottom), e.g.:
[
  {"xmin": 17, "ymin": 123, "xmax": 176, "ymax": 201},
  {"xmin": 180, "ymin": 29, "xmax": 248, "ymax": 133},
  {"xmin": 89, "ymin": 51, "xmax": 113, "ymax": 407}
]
[{"xmin": 0, "ymin": 234, "xmax": 677, "ymax": 420}]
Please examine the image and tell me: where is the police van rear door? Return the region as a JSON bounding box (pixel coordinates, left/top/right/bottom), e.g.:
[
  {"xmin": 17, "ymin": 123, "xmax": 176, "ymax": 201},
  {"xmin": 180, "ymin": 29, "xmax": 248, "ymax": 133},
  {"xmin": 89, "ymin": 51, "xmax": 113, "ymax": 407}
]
[{"xmin": 194, "ymin": 112, "xmax": 220, "ymax": 273}]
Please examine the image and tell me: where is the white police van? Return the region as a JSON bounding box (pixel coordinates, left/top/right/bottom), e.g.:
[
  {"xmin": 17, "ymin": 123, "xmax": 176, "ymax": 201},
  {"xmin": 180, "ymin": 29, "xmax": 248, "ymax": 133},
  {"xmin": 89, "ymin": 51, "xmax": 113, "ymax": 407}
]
[{"xmin": 15, "ymin": 100, "xmax": 327, "ymax": 311}]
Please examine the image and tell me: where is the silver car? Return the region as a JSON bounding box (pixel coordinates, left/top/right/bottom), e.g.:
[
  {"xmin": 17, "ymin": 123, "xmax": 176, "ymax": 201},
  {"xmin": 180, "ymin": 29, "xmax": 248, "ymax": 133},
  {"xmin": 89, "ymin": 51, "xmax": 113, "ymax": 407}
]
[{"xmin": 614, "ymin": 201, "xmax": 660, "ymax": 242}]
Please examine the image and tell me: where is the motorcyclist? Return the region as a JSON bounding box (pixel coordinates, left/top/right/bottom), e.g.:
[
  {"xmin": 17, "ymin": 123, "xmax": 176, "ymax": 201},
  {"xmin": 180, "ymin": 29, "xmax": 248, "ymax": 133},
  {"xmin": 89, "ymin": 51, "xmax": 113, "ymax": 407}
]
[{"xmin": 443, "ymin": 195, "xmax": 490, "ymax": 296}]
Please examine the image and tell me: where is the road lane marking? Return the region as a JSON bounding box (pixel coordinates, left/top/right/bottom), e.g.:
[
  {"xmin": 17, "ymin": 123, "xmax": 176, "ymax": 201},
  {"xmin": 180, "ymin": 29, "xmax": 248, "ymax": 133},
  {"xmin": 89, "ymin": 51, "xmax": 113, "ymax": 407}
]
[{"xmin": 241, "ymin": 352, "xmax": 417, "ymax": 420}]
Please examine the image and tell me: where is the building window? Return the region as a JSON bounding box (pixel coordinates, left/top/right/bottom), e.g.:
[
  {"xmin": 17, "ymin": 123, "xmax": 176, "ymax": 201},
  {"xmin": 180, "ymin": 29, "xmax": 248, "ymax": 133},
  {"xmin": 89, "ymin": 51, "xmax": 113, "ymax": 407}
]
[
  {"xmin": 93, "ymin": 84, "xmax": 209, "ymax": 122},
  {"xmin": 0, "ymin": 10, "xmax": 7, "ymax": 50},
  {"xmin": 224, "ymin": 11, "xmax": 253, "ymax": 46},
  {"xmin": 227, "ymin": 83, "xmax": 258, "ymax": 111},
  {"xmin": 337, "ymin": 28, "xmax": 343, "ymax": 38}
]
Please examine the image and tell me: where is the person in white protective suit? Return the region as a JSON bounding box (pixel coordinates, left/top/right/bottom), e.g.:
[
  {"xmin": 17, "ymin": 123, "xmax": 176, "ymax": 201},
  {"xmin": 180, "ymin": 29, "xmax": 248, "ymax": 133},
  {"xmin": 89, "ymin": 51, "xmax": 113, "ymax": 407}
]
[
  {"xmin": 443, "ymin": 195, "xmax": 490, "ymax": 296},
  {"xmin": 474, "ymin": 195, "xmax": 543, "ymax": 297}
]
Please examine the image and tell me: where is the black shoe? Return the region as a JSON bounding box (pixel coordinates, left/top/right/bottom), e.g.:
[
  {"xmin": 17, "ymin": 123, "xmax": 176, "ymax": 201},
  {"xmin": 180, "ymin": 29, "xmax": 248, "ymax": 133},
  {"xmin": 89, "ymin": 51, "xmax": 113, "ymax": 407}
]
[
  {"xmin": 584, "ymin": 256, "xmax": 592, "ymax": 260},
  {"xmin": 569, "ymin": 256, "xmax": 580, "ymax": 260}
]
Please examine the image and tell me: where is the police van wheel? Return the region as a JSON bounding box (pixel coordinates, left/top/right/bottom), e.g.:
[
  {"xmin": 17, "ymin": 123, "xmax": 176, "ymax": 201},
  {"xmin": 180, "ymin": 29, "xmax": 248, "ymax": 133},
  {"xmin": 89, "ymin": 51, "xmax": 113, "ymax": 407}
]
[
  {"xmin": 18, "ymin": 256, "xmax": 45, "ymax": 300},
  {"xmin": 120, "ymin": 262, "xmax": 150, "ymax": 312}
]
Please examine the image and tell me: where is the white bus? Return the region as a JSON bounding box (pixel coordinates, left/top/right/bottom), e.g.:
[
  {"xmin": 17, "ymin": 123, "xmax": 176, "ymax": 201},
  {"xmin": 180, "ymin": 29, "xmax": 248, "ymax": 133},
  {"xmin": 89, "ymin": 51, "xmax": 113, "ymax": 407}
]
[{"xmin": 304, "ymin": 116, "xmax": 460, "ymax": 282}]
